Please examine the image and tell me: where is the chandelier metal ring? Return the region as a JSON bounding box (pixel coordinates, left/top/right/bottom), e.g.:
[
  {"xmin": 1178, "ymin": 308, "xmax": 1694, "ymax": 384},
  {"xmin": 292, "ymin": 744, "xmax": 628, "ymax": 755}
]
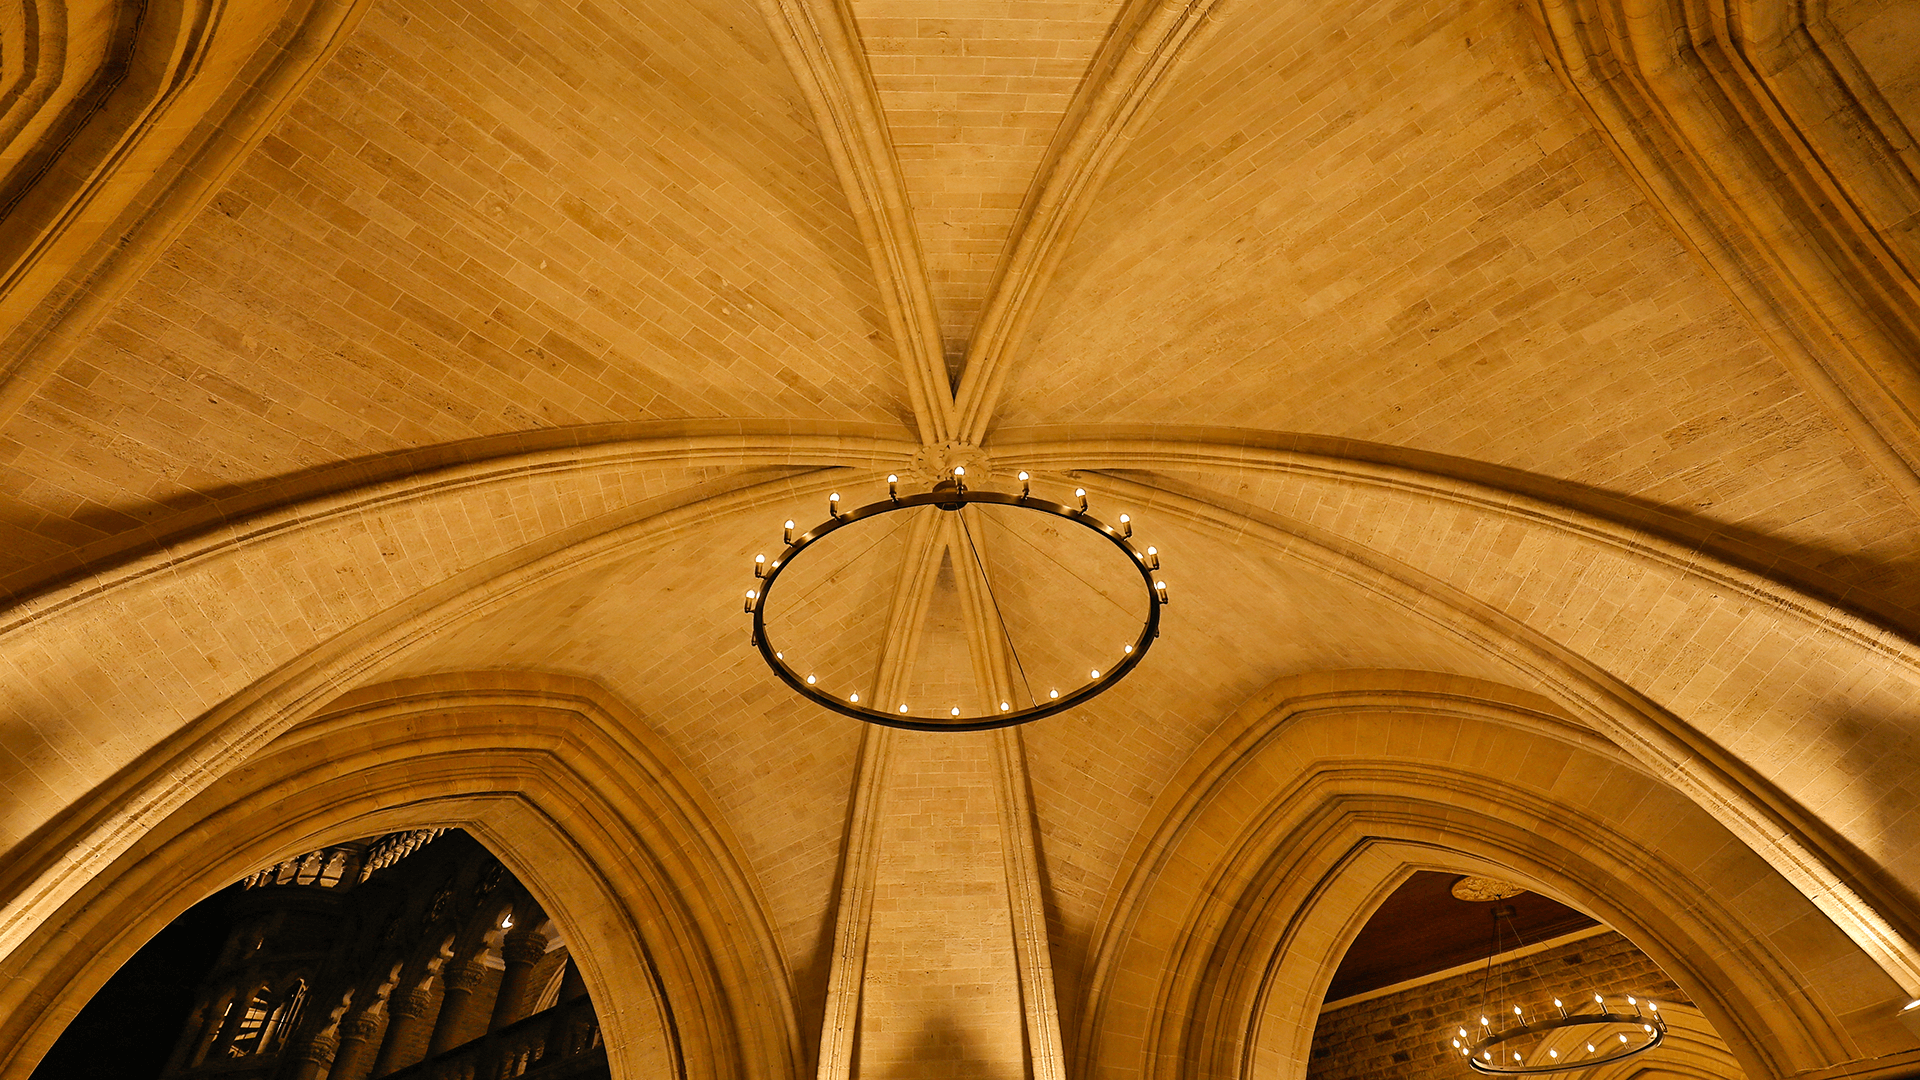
[
  {"xmin": 1460, "ymin": 1004, "xmax": 1668, "ymax": 1075},
  {"xmin": 747, "ymin": 478, "xmax": 1165, "ymax": 732}
]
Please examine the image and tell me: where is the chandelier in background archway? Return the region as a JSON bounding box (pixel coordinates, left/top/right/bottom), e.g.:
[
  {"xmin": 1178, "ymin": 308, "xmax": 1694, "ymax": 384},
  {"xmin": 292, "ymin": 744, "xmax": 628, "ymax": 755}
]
[
  {"xmin": 743, "ymin": 469, "xmax": 1168, "ymax": 732},
  {"xmin": 1448, "ymin": 885, "xmax": 1668, "ymax": 1074}
]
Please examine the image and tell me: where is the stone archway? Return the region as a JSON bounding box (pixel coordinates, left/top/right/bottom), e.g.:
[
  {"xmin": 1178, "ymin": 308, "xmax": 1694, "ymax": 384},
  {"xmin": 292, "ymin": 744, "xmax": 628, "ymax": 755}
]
[
  {"xmin": 0, "ymin": 672, "xmax": 798, "ymax": 1080},
  {"xmin": 1077, "ymin": 671, "xmax": 1920, "ymax": 1080}
]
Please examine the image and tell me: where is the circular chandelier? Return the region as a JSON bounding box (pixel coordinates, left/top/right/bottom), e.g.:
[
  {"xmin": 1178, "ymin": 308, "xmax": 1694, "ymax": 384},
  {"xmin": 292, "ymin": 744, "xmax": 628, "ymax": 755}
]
[
  {"xmin": 744, "ymin": 469, "xmax": 1167, "ymax": 731},
  {"xmin": 1447, "ymin": 897, "xmax": 1668, "ymax": 1074}
]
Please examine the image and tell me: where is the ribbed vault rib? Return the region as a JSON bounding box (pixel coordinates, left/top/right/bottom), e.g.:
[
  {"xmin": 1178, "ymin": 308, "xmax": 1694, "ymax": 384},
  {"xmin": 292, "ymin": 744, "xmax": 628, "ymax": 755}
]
[
  {"xmin": 949, "ymin": 0, "xmax": 1233, "ymax": 444},
  {"xmin": 754, "ymin": 0, "xmax": 956, "ymax": 444}
]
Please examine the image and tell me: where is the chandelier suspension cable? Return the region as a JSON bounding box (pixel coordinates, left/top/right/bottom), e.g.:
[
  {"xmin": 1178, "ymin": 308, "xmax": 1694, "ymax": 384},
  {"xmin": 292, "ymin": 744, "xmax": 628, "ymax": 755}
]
[
  {"xmin": 957, "ymin": 508, "xmax": 1038, "ymax": 710},
  {"xmin": 982, "ymin": 500, "xmax": 1142, "ymax": 619},
  {"xmin": 778, "ymin": 508, "xmax": 913, "ymax": 610}
]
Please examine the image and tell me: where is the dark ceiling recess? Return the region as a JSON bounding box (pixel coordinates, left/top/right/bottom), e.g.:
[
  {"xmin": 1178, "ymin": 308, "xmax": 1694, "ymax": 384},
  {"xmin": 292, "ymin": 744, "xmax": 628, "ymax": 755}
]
[{"xmin": 1323, "ymin": 871, "xmax": 1599, "ymax": 1002}]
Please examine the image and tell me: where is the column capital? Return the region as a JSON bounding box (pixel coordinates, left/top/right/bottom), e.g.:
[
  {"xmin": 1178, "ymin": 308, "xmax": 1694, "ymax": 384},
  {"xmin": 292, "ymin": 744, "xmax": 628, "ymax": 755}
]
[
  {"xmin": 390, "ymin": 983, "xmax": 436, "ymax": 1020},
  {"xmin": 501, "ymin": 926, "xmax": 550, "ymax": 968}
]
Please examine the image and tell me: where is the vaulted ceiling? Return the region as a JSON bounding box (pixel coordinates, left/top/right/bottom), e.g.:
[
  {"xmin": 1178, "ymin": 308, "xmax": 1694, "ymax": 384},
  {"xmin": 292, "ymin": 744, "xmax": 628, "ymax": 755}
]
[{"xmin": 2, "ymin": 0, "xmax": 1920, "ymax": 1078}]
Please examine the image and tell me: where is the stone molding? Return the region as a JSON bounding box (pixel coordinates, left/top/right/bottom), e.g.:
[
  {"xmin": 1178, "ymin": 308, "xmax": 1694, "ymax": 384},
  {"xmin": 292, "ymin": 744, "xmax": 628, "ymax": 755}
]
[
  {"xmin": 1525, "ymin": 0, "xmax": 1920, "ymax": 505},
  {"xmin": 0, "ymin": 0, "xmax": 375, "ymax": 427},
  {"xmin": 1073, "ymin": 673, "xmax": 1918, "ymax": 1080},
  {"xmin": 1071, "ymin": 467, "xmax": 1920, "ymax": 1000},
  {"xmin": 0, "ymin": 671, "xmax": 794, "ymax": 1080}
]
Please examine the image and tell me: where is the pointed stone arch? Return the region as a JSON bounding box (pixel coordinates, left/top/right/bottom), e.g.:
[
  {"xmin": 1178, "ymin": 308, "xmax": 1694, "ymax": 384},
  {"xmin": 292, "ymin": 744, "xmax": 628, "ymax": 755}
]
[
  {"xmin": 1077, "ymin": 672, "xmax": 1920, "ymax": 1080},
  {"xmin": 0, "ymin": 671, "xmax": 798, "ymax": 1080}
]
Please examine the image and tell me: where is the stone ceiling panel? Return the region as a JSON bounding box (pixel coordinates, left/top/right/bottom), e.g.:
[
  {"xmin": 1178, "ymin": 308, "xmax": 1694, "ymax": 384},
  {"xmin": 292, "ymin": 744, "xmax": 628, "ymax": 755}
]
[
  {"xmin": 992, "ymin": 0, "xmax": 1920, "ymax": 569},
  {"xmin": 849, "ymin": 0, "xmax": 1121, "ymax": 364},
  {"xmin": 0, "ymin": 0, "xmax": 908, "ymax": 581}
]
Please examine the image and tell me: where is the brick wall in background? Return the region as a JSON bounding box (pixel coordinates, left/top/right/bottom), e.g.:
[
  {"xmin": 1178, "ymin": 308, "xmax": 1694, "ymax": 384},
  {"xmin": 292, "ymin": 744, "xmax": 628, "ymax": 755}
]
[{"xmin": 1307, "ymin": 932, "xmax": 1690, "ymax": 1080}]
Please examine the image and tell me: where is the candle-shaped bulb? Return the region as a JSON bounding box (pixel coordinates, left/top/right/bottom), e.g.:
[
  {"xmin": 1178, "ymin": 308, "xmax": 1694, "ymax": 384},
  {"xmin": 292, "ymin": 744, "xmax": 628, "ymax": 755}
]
[
  {"xmin": 1049, "ymin": 689, "xmax": 1059, "ymax": 699},
  {"xmin": 850, "ymin": 693, "xmax": 860, "ymax": 703},
  {"xmin": 805, "ymin": 674, "xmax": 816, "ymax": 685},
  {"xmin": 784, "ymin": 519, "xmax": 796, "ymax": 543},
  {"xmin": 1118, "ymin": 512, "xmax": 1133, "ymax": 537},
  {"xmin": 950, "ymin": 707, "xmax": 960, "ymax": 716},
  {"xmin": 755, "ymin": 553, "xmax": 768, "ymax": 578},
  {"xmin": 899, "ymin": 704, "xmax": 909, "ymax": 713},
  {"xmin": 1000, "ymin": 702, "xmax": 1010, "ymax": 711},
  {"xmin": 1076, "ymin": 487, "xmax": 1088, "ymax": 512},
  {"xmin": 888, "ymin": 474, "xmax": 900, "ymax": 501}
]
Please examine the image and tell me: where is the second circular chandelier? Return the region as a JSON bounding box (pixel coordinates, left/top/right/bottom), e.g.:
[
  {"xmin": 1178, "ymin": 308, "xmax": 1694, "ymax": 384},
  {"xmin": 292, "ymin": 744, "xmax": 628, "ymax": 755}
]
[{"xmin": 744, "ymin": 469, "xmax": 1168, "ymax": 731}]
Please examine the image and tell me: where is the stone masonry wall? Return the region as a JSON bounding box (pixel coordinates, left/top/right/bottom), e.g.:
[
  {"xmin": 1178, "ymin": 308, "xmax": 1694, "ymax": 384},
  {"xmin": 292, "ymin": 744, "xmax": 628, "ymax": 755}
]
[{"xmin": 1307, "ymin": 932, "xmax": 1689, "ymax": 1080}]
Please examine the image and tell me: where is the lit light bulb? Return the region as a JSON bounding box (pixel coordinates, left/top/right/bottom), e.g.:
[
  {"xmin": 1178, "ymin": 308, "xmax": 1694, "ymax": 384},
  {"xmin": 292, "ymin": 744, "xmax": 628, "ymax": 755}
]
[
  {"xmin": 805, "ymin": 674, "xmax": 816, "ymax": 685},
  {"xmin": 1017, "ymin": 471, "xmax": 1030, "ymax": 481},
  {"xmin": 1513, "ymin": 1006, "xmax": 1522, "ymax": 1016},
  {"xmin": 755, "ymin": 553, "xmax": 767, "ymax": 578},
  {"xmin": 850, "ymin": 693, "xmax": 860, "ymax": 703},
  {"xmin": 1458, "ymin": 1029, "xmax": 1467, "ymax": 1039},
  {"xmin": 829, "ymin": 492, "xmax": 841, "ymax": 518},
  {"xmin": 1643, "ymin": 1024, "xmax": 1652, "ymax": 1033},
  {"xmin": 1124, "ymin": 644, "xmax": 1134, "ymax": 654},
  {"xmin": 888, "ymin": 474, "xmax": 898, "ymax": 483},
  {"xmin": 1619, "ymin": 1035, "xmax": 1628, "ymax": 1044},
  {"xmin": 888, "ymin": 474, "xmax": 899, "ymax": 501},
  {"xmin": 1553, "ymin": 999, "xmax": 1562, "ymax": 1008},
  {"xmin": 1482, "ymin": 1053, "xmax": 1490, "ymax": 1061},
  {"xmin": 1549, "ymin": 1050, "xmax": 1558, "ymax": 1059},
  {"xmin": 899, "ymin": 705, "xmax": 909, "ymax": 713},
  {"xmin": 951, "ymin": 707, "xmax": 960, "ymax": 716},
  {"xmin": 776, "ymin": 651, "xmax": 783, "ymax": 659},
  {"xmin": 953, "ymin": 466, "xmax": 965, "ymax": 476},
  {"xmin": 1480, "ymin": 1017, "xmax": 1489, "ymax": 1027},
  {"xmin": 501, "ymin": 913, "xmax": 514, "ymax": 929},
  {"xmin": 1587, "ymin": 1044, "xmax": 1595, "ymax": 1053},
  {"xmin": 1000, "ymin": 702, "xmax": 1010, "ymax": 711},
  {"xmin": 1452, "ymin": 1040, "xmax": 1460, "ymax": 1048},
  {"xmin": 1117, "ymin": 512, "xmax": 1133, "ymax": 537},
  {"xmin": 1595, "ymin": 994, "xmax": 1605, "ymax": 1004},
  {"xmin": 746, "ymin": 588, "xmax": 757, "ymax": 599},
  {"xmin": 1627, "ymin": 996, "xmax": 1637, "ymax": 1006},
  {"xmin": 1090, "ymin": 669, "xmax": 1101, "ymax": 678},
  {"xmin": 784, "ymin": 519, "xmax": 796, "ymax": 543},
  {"xmin": 1049, "ymin": 689, "xmax": 1059, "ymax": 699},
  {"xmin": 1647, "ymin": 1002, "xmax": 1658, "ymax": 1012}
]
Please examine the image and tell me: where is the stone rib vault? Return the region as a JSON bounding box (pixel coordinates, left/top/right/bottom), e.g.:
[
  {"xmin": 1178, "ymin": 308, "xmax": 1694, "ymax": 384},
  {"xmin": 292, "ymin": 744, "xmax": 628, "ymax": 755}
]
[{"xmin": 2, "ymin": 0, "xmax": 1920, "ymax": 1078}]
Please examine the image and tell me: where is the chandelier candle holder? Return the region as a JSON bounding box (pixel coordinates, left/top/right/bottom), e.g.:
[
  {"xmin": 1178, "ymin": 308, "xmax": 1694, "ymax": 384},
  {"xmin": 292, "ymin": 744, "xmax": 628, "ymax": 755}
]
[
  {"xmin": 1449, "ymin": 900, "xmax": 1668, "ymax": 1074},
  {"xmin": 744, "ymin": 469, "xmax": 1168, "ymax": 732}
]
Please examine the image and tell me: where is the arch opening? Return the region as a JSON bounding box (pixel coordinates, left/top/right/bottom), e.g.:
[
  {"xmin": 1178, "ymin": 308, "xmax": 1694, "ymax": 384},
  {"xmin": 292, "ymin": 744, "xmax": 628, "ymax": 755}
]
[{"xmin": 28, "ymin": 827, "xmax": 612, "ymax": 1080}]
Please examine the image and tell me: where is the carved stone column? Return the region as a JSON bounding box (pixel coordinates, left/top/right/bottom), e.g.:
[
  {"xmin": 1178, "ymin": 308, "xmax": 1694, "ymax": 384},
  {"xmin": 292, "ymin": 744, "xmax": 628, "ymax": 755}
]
[
  {"xmin": 426, "ymin": 957, "xmax": 488, "ymax": 1055},
  {"xmin": 368, "ymin": 984, "xmax": 435, "ymax": 1078},
  {"xmin": 285, "ymin": 1031, "xmax": 338, "ymax": 1080},
  {"xmin": 488, "ymin": 926, "xmax": 551, "ymax": 1032},
  {"xmin": 325, "ymin": 1012, "xmax": 382, "ymax": 1080}
]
